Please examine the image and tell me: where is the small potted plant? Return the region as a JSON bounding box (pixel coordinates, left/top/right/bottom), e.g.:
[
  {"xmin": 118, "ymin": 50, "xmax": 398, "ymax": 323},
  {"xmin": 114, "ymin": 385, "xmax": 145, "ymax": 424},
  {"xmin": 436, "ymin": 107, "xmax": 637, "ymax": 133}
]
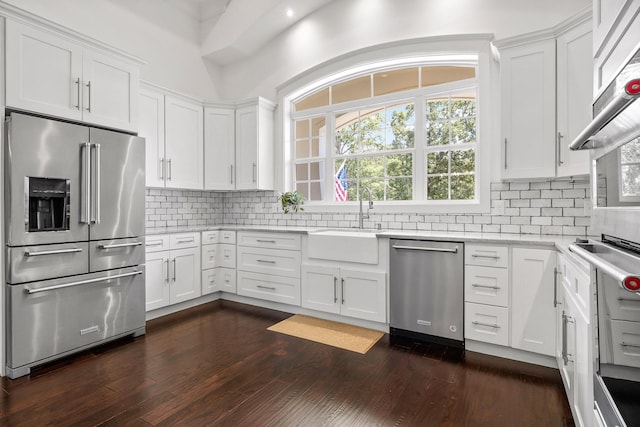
[{"xmin": 279, "ymin": 191, "xmax": 304, "ymax": 214}]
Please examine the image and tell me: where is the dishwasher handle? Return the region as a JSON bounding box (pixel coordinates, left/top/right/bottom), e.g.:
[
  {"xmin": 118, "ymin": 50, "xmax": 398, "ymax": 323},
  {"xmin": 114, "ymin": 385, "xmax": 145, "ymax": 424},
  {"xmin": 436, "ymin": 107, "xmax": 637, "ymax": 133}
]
[{"xmin": 392, "ymin": 244, "xmax": 458, "ymax": 254}]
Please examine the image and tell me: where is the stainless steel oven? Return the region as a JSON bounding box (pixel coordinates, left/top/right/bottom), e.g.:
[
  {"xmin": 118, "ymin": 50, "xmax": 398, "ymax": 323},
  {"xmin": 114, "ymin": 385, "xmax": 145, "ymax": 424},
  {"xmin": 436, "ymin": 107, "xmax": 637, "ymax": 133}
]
[{"xmin": 570, "ymin": 44, "xmax": 640, "ymax": 427}]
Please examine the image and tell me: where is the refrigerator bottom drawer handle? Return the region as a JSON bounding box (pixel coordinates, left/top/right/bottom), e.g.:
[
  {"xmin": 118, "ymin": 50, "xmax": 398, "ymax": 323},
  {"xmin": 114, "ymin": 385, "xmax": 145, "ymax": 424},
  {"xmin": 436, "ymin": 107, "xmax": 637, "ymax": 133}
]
[{"xmin": 25, "ymin": 270, "xmax": 143, "ymax": 294}]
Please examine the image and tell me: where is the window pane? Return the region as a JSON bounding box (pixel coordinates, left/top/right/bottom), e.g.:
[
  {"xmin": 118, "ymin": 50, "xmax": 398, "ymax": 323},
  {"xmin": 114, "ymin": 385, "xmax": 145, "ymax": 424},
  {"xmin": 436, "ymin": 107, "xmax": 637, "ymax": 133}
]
[
  {"xmin": 332, "ymin": 76, "xmax": 371, "ymax": 104},
  {"xmin": 311, "ymin": 138, "xmax": 320, "ymax": 157},
  {"xmin": 621, "ymin": 139, "xmax": 640, "ymax": 163},
  {"xmin": 335, "ymin": 160, "xmax": 351, "ymax": 202},
  {"xmin": 387, "ymin": 103, "xmax": 415, "ymax": 149},
  {"xmin": 335, "ymin": 112, "xmax": 360, "ymax": 155},
  {"xmin": 451, "ymin": 118, "xmax": 476, "ymax": 144},
  {"xmin": 426, "ymin": 99, "xmax": 449, "ymax": 120},
  {"xmin": 296, "ymin": 163, "xmax": 309, "ymax": 180},
  {"xmin": 296, "ymin": 140, "xmax": 309, "ymax": 159},
  {"xmin": 296, "ymin": 182, "xmax": 308, "ymax": 200},
  {"xmin": 622, "ymin": 165, "xmax": 640, "ymax": 197},
  {"xmin": 427, "ymin": 151, "xmax": 448, "ymax": 174},
  {"xmin": 295, "ymin": 88, "xmax": 329, "ymax": 111},
  {"xmin": 310, "ymin": 182, "xmax": 323, "ymax": 200},
  {"xmin": 359, "ymin": 156, "xmax": 384, "ymax": 178},
  {"xmin": 311, "ymin": 117, "xmax": 326, "ymax": 138},
  {"xmin": 451, "ymin": 97, "xmax": 476, "ymax": 118},
  {"xmin": 427, "ymin": 122, "xmax": 451, "ymax": 146},
  {"xmin": 427, "ymin": 176, "xmax": 449, "ymax": 200},
  {"xmin": 387, "ymin": 153, "xmax": 413, "ymax": 177},
  {"xmin": 451, "ymin": 149, "xmax": 475, "ymax": 173},
  {"xmin": 387, "ymin": 178, "xmax": 412, "ymax": 200},
  {"xmin": 295, "ymin": 119, "xmax": 309, "ymax": 139},
  {"xmin": 421, "ymin": 66, "xmax": 475, "ymax": 87},
  {"xmin": 310, "ymin": 161, "xmax": 322, "ymax": 180},
  {"xmin": 345, "ymin": 180, "xmax": 358, "ymax": 201},
  {"xmin": 373, "ymin": 67, "xmax": 419, "ymax": 96},
  {"xmin": 360, "ymin": 179, "xmax": 384, "ymax": 201},
  {"xmin": 451, "ymin": 175, "xmax": 475, "ymax": 200}
]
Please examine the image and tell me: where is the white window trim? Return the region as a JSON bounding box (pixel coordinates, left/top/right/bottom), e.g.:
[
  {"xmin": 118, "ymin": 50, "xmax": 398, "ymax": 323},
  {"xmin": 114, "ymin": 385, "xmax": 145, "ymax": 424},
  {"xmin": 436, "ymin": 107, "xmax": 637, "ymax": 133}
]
[
  {"xmin": 618, "ymin": 148, "xmax": 640, "ymax": 203},
  {"xmin": 275, "ymin": 36, "xmax": 495, "ymax": 214}
]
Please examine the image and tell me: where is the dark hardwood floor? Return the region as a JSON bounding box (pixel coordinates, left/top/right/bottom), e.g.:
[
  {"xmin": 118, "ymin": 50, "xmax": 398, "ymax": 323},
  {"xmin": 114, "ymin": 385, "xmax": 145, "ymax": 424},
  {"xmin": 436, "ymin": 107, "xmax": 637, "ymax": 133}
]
[{"xmin": 0, "ymin": 301, "xmax": 573, "ymax": 426}]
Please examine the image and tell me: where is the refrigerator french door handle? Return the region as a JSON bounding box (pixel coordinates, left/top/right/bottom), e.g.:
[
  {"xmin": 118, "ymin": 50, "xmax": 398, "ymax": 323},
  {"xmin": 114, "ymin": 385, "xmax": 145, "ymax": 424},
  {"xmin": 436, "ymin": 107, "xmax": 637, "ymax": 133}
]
[
  {"xmin": 94, "ymin": 143, "xmax": 101, "ymax": 224},
  {"xmin": 81, "ymin": 142, "xmax": 91, "ymax": 224}
]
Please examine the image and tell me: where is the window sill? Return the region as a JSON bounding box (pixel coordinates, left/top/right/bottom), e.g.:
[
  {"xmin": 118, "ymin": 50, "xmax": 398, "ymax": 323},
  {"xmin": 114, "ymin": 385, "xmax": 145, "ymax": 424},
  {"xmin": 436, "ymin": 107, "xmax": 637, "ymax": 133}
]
[{"xmin": 300, "ymin": 199, "xmax": 490, "ymax": 214}]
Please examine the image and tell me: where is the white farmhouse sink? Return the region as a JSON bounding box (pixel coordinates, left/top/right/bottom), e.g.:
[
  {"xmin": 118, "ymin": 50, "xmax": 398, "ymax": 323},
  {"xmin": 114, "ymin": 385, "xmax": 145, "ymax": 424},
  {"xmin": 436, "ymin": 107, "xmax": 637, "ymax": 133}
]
[{"xmin": 307, "ymin": 230, "xmax": 378, "ymax": 264}]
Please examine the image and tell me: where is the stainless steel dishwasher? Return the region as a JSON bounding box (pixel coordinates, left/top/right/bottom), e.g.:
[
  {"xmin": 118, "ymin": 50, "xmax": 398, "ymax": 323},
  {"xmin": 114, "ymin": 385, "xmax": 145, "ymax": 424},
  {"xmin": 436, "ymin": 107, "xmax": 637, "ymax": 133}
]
[{"xmin": 390, "ymin": 239, "xmax": 464, "ymax": 346}]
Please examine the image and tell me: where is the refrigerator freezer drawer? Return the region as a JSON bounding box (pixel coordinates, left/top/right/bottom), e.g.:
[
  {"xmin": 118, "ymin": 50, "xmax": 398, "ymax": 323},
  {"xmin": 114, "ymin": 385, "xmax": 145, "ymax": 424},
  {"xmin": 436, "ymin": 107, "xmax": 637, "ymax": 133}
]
[
  {"xmin": 7, "ymin": 242, "xmax": 89, "ymax": 284},
  {"xmin": 6, "ymin": 266, "xmax": 145, "ymax": 373},
  {"xmin": 90, "ymin": 237, "xmax": 145, "ymax": 272}
]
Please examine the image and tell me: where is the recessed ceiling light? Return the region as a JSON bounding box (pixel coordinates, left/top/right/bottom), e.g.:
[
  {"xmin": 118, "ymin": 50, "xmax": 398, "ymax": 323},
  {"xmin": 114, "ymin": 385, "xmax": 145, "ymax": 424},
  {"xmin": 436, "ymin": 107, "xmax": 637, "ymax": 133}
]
[{"xmin": 286, "ymin": 8, "xmax": 294, "ymax": 18}]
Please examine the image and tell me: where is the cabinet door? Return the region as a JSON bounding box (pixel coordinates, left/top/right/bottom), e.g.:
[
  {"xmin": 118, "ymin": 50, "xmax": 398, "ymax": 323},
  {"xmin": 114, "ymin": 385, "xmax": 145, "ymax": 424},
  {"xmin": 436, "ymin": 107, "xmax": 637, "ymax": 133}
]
[
  {"xmin": 204, "ymin": 107, "xmax": 235, "ymax": 190},
  {"xmin": 6, "ymin": 21, "xmax": 83, "ymax": 121},
  {"xmin": 341, "ymin": 269, "xmax": 386, "ymax": 323},
  {"xmin": 511, "ymin": 248, "xmax": 556, "ymax": 356},
  {"xmin": 235, "ymin": 105, "xmax": 258, "ymax": 190},
  {"xmin": 165, "ymin": 96, "xmax": 204, "ymax": 189},
  {"xmin": 556, "ymin": 22, "xmax": 592, "ymax": 177},
  {"xmin": 301, "ymin": 265, "xmax": 341, "ymax": 314},
  {"xmin": 593, "ymin": 0, "xmax": 634, "ymax": 55},
  {"xmin": 500, "ymin": 39, "xmax": 556, "ymax": 179},
  {"xmin": 82, "ymin": 51, "xmax": 138, "ymax": 132},
  {"xmin": 145, "ymin": 251, "xmax": 170, "ymax": 311},
  {"xmin": 219, "ymin": 268, "xmax": 237, "ymax": 294},
  {"xmin": 170, "ymin": 247, "xmax": 201, "ymax": 304},
  {"xmin": 201, "ymin": 269, "xmax": 218, "ymax": 295},
  {"xmin": 139, "ymin": 88, "xmax": 166, "ymax": 188}
]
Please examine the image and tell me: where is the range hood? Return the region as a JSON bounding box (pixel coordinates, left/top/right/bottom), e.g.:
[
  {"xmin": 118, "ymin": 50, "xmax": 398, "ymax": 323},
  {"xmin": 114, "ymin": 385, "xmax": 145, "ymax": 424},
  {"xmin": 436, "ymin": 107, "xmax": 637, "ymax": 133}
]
[{"xmin": 570, "ymin": 48, "xmax": 640, "ymax": 151}]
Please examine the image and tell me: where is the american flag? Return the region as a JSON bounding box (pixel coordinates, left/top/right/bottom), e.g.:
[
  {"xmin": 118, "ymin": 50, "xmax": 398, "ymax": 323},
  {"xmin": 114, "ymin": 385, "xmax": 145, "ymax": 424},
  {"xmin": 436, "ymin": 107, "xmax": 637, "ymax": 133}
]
[{"xmin": 335, "ymin": 161, "xmax": 348, "ymax": 201}]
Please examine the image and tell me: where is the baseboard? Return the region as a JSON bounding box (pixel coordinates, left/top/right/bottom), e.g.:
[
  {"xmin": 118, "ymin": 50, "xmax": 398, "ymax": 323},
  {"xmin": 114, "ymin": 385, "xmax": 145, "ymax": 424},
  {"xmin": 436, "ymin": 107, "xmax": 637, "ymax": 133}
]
[{"xmin": 465, "ymin": 339, "xmax": 558, "ymax": 369}]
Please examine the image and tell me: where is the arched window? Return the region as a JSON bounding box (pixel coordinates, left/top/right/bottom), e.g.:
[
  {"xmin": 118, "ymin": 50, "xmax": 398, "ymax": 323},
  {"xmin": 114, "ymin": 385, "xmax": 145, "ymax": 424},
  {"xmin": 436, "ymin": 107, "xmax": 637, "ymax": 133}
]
[{"xmin": 290, "ymin": 59, "xmax": 479, "ymax": 205}]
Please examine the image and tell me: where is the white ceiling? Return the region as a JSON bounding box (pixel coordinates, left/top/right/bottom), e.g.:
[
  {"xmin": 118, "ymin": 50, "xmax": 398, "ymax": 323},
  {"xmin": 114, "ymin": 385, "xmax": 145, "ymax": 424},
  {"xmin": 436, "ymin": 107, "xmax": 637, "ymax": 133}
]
[{"xmin": 165, "ymin": 0, "xmax": 334, "ymax": 65}]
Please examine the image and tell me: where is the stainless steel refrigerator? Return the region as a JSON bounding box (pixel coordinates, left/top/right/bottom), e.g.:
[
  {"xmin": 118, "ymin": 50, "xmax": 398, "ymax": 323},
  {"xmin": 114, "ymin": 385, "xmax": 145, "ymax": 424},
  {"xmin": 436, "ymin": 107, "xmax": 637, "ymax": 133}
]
[{"xmin": 5, "ymin": 113, "xmax": 146, "ymax": 379}]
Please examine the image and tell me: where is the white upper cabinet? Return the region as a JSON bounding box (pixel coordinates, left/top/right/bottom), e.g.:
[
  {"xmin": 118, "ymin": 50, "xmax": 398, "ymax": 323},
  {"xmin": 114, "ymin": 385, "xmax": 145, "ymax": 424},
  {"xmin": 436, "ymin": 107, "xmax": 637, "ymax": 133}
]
[
  {"xmin": 499, "ymin": 38, "xmax": 557, "ymax": 180},
  {"xmin": 139, "ymin": 88, "xmax": 166, "ymax": 188},
  {"xmin": 6, "ymin": 20, "xmax": 140, "ymax": 132},
  {"xmin": 139, "ymin": 85, "xmax": 204, "ymax": 190},
  {"xmin": 235, "ymin": 98, "xmax": 275, "ymax": 190},
  {"xmin": 204, "ymin": 106, "xmax": 236, "ymax": 190},
  {"xmin": 556, "ymin": 20, "xmax": 592, "ymax": 177},
  {"xmin": 497, "ymin": 12, "xmax": 593, "ymax": 180},
  {"xmin": 165, "ymin": 96, "xmax": 204, "ymax": 189}
]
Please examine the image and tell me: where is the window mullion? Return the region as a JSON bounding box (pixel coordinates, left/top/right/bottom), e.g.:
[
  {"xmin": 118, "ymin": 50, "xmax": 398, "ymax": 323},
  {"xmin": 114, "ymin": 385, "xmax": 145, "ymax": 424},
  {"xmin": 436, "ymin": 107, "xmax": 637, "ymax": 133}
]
[
  {"xmin": 414, "ymin": 97, "xmax": 425, "ymax": 200},
  {"xmin": 326, "ymin": 112, "xmax": 336, "ymax": 203}
]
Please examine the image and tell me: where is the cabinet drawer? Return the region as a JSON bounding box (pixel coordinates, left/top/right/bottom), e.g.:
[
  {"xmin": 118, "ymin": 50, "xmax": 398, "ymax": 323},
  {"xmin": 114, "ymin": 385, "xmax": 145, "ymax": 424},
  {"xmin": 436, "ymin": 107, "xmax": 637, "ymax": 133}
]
[
  {"xmin": 465, "ymin": 265, "xmax": 509, "ymax": 307},
  {"xmin": 170, "ymin": 233, "xmax": 200, "ymax": 249},
  {"xmin": 202, "ymin": 243, "xmax": 236, "ymax": 270},
  {"xmin": 237, "ymin": 247, "xmax": 301, "ymax": 278},
  {"xmin": 202, "ymin": 230, "xmax": 236, "ymax": 245},
  {"xmin": 465, "ymin": 302, "xmax": 509, "ymax": 346},
  {"xmin": 237, "ymin": 232, "xmax": 301, "ymax": 250},
  {"xmin": 202, "ymin": 267, "xmax": 237, "ymax": 295},
  {"xmin": 601, "ymin": 279, "xmax": 640, "ymax": 323},
  {"xmin": 609, "ymin": 319, "xmax": 640, "ymax": 368},
  {"xmin": 145, "ymin": 235, "xmax": 170, "ymax": 253},
  {"xmin": 465, "ymin": 244, "xmax": 508, "ymax": 268},
  {"xmin": 237, "ymin": 271, "xmax": 300, "ymax": 306}
]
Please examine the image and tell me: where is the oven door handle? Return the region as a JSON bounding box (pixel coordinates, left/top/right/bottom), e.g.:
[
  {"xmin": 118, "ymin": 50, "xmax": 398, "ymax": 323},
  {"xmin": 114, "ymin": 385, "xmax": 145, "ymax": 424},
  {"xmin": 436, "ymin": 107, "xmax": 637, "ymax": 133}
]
[
  {"xmin": 24, "ymin": 248, "xmax": 83, "ymax": 257},
  {"xmin": 569, "ymin": 243, "xmax": 640, "ymax": 292},
  {"xmin": 24, "ymin": 270, "xmax": 143, "ymax": 295}
]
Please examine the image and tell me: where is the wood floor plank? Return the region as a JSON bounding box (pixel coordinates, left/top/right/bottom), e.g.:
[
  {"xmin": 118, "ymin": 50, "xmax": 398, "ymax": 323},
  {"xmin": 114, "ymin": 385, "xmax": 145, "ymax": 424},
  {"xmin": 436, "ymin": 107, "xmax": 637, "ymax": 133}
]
[{"xmin": 0, "ymin": 300, "xmax": 573, "ymax": 426}]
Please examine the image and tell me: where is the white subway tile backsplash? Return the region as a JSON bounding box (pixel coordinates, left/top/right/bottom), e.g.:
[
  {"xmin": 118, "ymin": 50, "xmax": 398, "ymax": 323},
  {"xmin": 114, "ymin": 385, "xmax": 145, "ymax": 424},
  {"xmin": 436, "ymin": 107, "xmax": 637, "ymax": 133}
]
[{"xmin": 146, "ymin": 180, "xmax": 592, "ymax": 237}]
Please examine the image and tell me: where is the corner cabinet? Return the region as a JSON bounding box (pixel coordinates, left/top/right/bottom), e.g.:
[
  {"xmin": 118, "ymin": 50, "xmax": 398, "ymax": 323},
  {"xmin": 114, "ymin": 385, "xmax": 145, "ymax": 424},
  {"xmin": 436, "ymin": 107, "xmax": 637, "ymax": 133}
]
[
  {"xmin": 6, "ymin": 20, "xmax": 139, "ymax": 132},
  {"xmin": 496, "ymin": 12, "xmax": 592, "ymax": 180},
  {"xmin": 235, "ymin": 98, "xmax": 275, "ymax": 190},
  {"xmin": 204, "ymin": 106, "xmax": 236, "ymax": 190},
  {"xmin": 139, "ymin": 85, "xmax": 204, "ymax": 190}
]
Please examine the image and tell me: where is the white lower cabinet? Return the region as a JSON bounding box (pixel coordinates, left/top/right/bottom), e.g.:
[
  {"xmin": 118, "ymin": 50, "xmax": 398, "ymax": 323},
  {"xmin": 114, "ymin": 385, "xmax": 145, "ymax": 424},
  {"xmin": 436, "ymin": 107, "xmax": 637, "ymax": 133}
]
[
  {"xmin": 465, "ymin": 302, "xmax": 510, "ymax": 346},
  {"xmin": 237, "ymin": 271, "xmax": 300, "ymax": 305},
  {"xmin": 557, "ymin": 251, "xmax": 593, "ymax": 427},
  {"xmin": 144, "ymin": 233, "xmax": 201, "ymax": 311},
  {"xmin": 201, "ymin": 230, "xmax": 237, "ymax": 295},
  {"xmin": 202, "ymin": 267, "xmax": 236, "ymax": 295},
  {"xmin": 301, "ymin": 264, "xmax": 386, "ymax": 323},
  {"xmin": 511, "ymin": 248, "xmax": 556, "ymax": 356}
]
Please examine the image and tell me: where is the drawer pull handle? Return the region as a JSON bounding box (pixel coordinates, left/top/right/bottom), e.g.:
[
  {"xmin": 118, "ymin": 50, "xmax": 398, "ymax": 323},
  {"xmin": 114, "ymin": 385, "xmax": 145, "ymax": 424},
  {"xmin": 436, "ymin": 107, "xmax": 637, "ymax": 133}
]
[
  {"xmin": 256, "ymin": 239, "xmax": 277, "ymax": 243},
  {"xmin": 472, "ymin": 321, "xmax": 500, "ymax": 329},
  {"xmin": 24, "ymin": 248, "xmax": 83, "ymax": 257},
  {"xmin": 146, "ymin": 241, "xmax": 164, "ymax": 247},
  {"xmin": 25, "ymin": 270, "xmax": 142, "ymax": 294},
  {"xmin": 471, "ymin": 254, "xmax": 500, "ymax": 259},
  {"xmin": 471, "ymin": 284, "xmax": 500, "ymax": 290},
  {"xmin": 257, "ymin": 259, "xmax": 276, "ymax": 264},
  {"xmin": 621, "ymin": 342, "xmax": 640, "ymax": 348},
  {"xmin": 176, "ymin": 238, "xmax": 194, "ymax": 244},
  {"xmin": 99, "ymin": 242, "xmax": 142, "ymax": 249},
  {"xmin": 618, "ymin": 297, "xmax": 640, "ymax": 303},
  {"xmin": 257, "ymin": 285, "xmax": 276, "ymax": 291}
]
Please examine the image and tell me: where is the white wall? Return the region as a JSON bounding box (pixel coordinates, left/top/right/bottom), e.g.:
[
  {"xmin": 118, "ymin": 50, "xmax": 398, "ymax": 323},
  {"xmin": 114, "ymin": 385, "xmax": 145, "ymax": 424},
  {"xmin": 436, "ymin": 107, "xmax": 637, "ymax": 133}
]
[
  {"xmin": 1, "ymin": 0, "xmax": 220, "ymax": 100},
  {"xmin": 218, "ymin": 0, "xmax": 590, "ymax": 100}
]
